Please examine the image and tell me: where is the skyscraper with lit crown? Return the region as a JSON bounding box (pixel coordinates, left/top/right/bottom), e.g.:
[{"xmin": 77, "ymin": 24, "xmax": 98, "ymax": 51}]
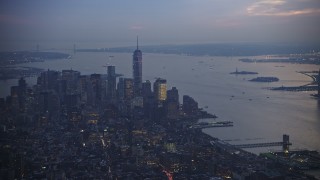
[
  {"xmin": 133, "ymin": 36, "xmax": 142, "ymax": 96},
  {"xmin": 154, "ymin": 78, "xmax": 167, "ymax": 101}
]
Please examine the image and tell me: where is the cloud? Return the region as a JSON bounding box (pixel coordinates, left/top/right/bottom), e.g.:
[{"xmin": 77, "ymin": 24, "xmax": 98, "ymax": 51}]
[
  {"xmin": 247, "ymin": 0, "xmax": 320, "ymax": 16},
  {"xmin": 271, "ymin": 8, "xmax": 320, "ymax": 16}
]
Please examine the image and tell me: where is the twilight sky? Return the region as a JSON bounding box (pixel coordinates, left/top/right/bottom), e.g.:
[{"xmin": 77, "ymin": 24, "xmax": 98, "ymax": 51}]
[{"xmin": 1, "ymin": 0, "xmax": 320, "ymax": 50}]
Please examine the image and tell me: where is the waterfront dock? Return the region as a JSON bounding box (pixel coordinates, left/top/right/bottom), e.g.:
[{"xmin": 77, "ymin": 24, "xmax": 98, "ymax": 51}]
[{"xmin": 190, "ymin": 121, "xmax": 233, "ymax": 129}]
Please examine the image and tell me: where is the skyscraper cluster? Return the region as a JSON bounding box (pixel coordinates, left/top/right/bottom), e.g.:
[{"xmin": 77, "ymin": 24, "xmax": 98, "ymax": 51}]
[{"xmin": 0, "ymin": 38, "xmax": 201, "ymax": 126}]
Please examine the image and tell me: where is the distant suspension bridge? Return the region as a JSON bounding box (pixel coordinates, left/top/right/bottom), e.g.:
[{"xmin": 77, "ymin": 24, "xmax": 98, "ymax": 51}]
[{"xmin": 232, "ymin": 134, "xmax": 292, "ymax": 151}]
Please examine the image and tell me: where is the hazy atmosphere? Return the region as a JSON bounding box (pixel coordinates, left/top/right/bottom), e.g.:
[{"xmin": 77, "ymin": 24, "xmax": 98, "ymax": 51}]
[
  {"xmin": 1, "ymin": 1, "xmax": 320, "ymax": 179},
  {"xmin": 1, "ymin": 0, "xmax": 320, "ymax": 50}
]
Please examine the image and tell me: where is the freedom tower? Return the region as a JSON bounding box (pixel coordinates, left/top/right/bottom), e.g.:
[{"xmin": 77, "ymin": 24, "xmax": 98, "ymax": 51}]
[{"xmin": 133, "ymin": 36, "xmax": 142, "ymax": 96}]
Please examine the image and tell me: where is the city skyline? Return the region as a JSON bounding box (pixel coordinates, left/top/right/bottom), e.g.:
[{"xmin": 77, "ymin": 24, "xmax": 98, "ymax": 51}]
[
  {"xmin": 1, "ymin": 36, "xmax": 320, "ymax": 179},
  {"xmin": 1, "ymin": 1, "xmax": 320, "ymax": 179},
  {"xmin": 1, "ymin": 0, "xmax": 320, "ymax": 50}
]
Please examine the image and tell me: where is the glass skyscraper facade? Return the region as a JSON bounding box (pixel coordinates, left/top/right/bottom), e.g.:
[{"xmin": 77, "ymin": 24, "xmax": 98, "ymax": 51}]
[{"xmin": 133, "ymin": 37, "xmax": 142, "ymax": 96}]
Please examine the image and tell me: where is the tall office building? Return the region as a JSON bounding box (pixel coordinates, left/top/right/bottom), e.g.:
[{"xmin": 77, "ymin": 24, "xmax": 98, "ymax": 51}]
[
  {"xmin": 10, "ymin": 86, "xmax": 20, "ymax": 112},
  {"xmin": 18, "ymin": 77, "xmax": 27, "ymax": 112},
  {"xmin": 142, "ymin": 80, "xmax": 152, "ymax": 97},
  {"xmin": 167, "ymin": 87, "xmax": 179, "ymax": 105},
  {"xmin": 18, "ymin": 77, "xmax": 27, "ymax": 94},
  {"xmin": 183, "ymin": 95, "xmax": 198, "ymax": 116},
  {"xmin": 167, "ymin": 87, "xmax": 179, "ymax": 119},
  {"xmin": 38, "ymin": 90, "xmax": 60, "ymax": 120},
  {"xmin": 154, "ymin": 78, "xmax": 167, "ymax": 101},
  {"xmin": 61, "ymin": 69, "xmax": 80, "ymax": 94},
  {"xmin": 133, "ymin": 36, "xmax": 142, "ymax": 96},
  {"xmin": 124, "ymin": 78, "xmax": 134, "ymax": 102},
  {"xmin": 79, "ymin": 75, "xmax": 88, "ymax": 104},
  {"xmin": 117, "ymin": 78, "xmax": 125, "ymax": 100},
  {"xmin": 37, "ymin": 70, "xmax": 60, "ymax": 91},
  {"xmin": 107, "ymin": 66, "xmax": 117, "ymax": 100},
  {"xmin": 141, "ymin": 80, "xmax": 154, "ymax": 119},
  {"xmin": 90, "ymin": 74, "xmax": 102, "ymax": 106}
]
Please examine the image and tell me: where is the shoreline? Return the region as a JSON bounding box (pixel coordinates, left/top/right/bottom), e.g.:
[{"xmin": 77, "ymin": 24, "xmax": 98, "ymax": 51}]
[{"xmin": 271, "ymin": 71, "xmax": 318, "ymax": 91}]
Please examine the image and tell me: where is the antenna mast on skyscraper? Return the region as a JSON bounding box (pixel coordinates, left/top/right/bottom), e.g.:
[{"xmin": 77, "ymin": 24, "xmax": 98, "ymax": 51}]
[{"xmin": 137, "ymin": 36, "xmax": 139, "ymax": 50}]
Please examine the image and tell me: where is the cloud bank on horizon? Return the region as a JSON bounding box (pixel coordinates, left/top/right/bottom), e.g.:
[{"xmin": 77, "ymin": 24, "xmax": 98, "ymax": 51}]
[
  {"xmin": 0, "ymin": 0, "xmax": 319, "ymax": 50},
  {"xmin": 247, "ymin": 0, "xmax": 320, "ymax": 16}
]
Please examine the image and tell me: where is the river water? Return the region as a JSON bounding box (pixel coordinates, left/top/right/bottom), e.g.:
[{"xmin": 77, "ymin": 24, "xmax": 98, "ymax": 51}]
[{"xmin": 1, "ymin": 51, "xmax": 319, "ymax": 154}]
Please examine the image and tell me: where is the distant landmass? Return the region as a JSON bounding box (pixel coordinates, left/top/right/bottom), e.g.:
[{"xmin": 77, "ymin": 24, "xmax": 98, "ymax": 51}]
[
  {"xmin": 239, "ymin": 56, "xmax": 320, "ymax": 65},
  {"xmin": 76, "ymin": 43, "xmax": 320, "ymax": 56},
  {"xmin": 230, "ymin": 71, "xmax": 258, "ymax": 75},
  {"xmin": 0, "ymin": 51, "xmax": 70, "ymax": 66}
]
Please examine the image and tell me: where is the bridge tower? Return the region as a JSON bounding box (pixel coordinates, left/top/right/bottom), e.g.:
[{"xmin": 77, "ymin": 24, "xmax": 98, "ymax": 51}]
[
  {"xmin": 73, "ymin": 44, "xmax": 76, "ymax": 54},
  {"xmin": 282, "ymin": 134, "xmax": 290, "ymax": 152}
]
